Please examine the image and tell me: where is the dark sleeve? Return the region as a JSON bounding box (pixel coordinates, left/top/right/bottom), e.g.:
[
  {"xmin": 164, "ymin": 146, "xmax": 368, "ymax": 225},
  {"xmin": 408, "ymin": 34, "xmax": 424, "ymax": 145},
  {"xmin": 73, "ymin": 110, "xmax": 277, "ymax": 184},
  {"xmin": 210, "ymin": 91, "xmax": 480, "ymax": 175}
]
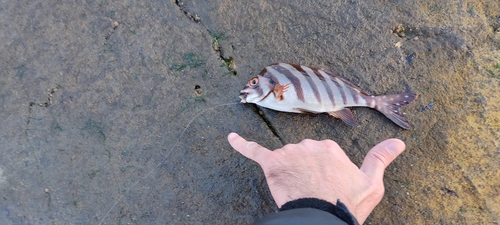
[{"xmin": 252, "ymin": 198, "xmax": 359, "ymax": 225}]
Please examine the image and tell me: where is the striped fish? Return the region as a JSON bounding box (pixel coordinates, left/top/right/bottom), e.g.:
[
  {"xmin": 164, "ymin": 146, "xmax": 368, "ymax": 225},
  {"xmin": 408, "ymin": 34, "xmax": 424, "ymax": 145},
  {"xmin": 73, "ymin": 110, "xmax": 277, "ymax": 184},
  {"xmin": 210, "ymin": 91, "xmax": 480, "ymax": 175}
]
[{"xmin": 239, "ymin": 63, "xmax": 418, "ymax": 129}]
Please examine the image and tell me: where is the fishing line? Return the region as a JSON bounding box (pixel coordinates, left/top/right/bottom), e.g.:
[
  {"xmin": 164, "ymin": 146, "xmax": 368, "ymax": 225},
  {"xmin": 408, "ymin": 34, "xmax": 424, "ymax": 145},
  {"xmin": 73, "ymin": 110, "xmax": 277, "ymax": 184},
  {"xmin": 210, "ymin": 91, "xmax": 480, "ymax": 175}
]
[
  {"xmin": 98, "ymin": 101, "xmax": 242, "ymax": 225},
  {"xmin": 96, "ymin": 0, "xmax": 254, "ymax": 222}
]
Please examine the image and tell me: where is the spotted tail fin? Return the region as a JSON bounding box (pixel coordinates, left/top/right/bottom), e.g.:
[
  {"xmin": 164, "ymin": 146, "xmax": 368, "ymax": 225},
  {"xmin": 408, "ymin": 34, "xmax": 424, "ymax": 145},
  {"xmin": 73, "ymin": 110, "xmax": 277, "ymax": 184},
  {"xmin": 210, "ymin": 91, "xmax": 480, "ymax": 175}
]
[{"xmin": 374, "ymin": 92, "xmax": 418, "ymax": 129}]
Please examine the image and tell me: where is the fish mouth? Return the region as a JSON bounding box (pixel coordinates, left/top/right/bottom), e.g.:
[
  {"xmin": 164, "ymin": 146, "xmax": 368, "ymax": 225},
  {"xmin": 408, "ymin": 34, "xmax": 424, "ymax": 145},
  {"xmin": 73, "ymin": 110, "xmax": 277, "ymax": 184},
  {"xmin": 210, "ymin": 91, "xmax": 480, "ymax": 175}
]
[{"xmin": 239, "ymin": 92, "xmax": 247, "ymax": 103}]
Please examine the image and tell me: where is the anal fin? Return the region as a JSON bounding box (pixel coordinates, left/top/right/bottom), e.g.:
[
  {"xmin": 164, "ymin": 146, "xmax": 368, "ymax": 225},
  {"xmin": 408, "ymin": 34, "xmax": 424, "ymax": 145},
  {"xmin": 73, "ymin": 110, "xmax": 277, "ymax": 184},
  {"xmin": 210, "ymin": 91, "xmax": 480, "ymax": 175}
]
[
  {"xmin": 328, "ymin": 108, "xmax": 358, "ymax": 127},
  {"xmin": 295, "ymin": 108, "xmax": 321, "ymax": 114}
]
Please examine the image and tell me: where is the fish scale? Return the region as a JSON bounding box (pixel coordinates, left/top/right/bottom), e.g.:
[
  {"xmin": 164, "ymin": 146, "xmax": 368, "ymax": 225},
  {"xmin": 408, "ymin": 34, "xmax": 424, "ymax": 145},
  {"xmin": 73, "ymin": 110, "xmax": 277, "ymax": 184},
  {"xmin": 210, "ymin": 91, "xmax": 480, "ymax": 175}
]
[{"xmin": 239, "ymin": 63, "xmax": 418, "ymax": 129}]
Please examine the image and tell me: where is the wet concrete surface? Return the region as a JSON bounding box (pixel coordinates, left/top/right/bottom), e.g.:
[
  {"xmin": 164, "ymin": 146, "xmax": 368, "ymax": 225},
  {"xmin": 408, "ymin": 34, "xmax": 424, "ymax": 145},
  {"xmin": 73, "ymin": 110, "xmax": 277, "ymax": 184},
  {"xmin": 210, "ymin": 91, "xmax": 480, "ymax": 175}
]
[{"xmin": 1, "ymin": 0, "xmax": 499, "ymax": 224}]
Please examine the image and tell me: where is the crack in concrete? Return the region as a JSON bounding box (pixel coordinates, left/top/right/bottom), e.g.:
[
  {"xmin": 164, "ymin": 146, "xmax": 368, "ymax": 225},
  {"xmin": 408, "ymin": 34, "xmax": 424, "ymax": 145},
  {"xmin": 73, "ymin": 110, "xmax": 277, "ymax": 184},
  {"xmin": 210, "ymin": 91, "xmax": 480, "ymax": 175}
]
[
  {"xmin": 251, "ymin": 105, "xmax": 285, "ymax": 145},
  {"xmin": 172, "ymin": 0, "xmax": 201, "ymax": 23},
  {"xmin": 172, "ymin": 1, "xmax": 283, "ymax": 144},
  {"xmin": 27, "ymin": 85, "xmax": 60, "ymax": 125},
  {"xmin": 104, "ymin": 21, "xmax": 119, "ymax": 42},
  {"xmin": 173, "ymin": 0, "xmax": 236, "ymax": 75}
]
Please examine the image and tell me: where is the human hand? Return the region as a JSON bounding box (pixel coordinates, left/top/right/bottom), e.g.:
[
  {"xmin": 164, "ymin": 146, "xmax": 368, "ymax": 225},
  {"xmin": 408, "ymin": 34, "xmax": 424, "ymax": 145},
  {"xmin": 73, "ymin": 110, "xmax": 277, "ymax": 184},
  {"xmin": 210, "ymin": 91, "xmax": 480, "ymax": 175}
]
[{"xmin": 227, "ymin": 132, "xmax": 405, "ymax": 224}]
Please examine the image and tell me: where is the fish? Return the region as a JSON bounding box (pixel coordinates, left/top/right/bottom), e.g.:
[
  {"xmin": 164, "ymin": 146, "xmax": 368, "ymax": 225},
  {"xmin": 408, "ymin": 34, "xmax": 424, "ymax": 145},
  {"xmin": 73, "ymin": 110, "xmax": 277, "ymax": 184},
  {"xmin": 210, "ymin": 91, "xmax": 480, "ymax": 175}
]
[{"xmin": 239, "ymin": 63, "xmax": 418, "ymax": 129}]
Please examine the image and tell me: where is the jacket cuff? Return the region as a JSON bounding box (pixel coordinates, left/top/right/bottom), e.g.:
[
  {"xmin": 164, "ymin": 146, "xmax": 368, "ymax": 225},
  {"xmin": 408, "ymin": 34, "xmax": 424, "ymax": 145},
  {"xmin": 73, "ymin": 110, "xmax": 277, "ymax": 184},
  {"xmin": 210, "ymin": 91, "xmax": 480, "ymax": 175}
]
[{"xmin": 279, "ymin": 198, "xmax": 359, "ymax": 225}]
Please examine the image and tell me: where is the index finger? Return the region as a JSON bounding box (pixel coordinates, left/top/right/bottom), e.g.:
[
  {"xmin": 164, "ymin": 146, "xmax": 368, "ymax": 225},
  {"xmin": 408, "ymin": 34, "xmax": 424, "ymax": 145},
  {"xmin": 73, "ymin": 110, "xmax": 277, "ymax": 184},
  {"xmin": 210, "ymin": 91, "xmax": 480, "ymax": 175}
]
[{"xmin": 227, "ymin": 132, "xmax": 272, "ymax": 165}]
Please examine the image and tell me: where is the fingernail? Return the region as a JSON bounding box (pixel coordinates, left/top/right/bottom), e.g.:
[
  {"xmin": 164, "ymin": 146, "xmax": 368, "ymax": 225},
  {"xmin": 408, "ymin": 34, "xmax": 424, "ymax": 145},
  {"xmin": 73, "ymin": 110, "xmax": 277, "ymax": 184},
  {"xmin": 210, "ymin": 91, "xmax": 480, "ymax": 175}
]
[
  {"xmin": 385, "ymin": 142, "xmax": 398, "ymax": 156},
  {"xmin": 228, "ymin": 132, "xmax": 238, "ymax": 141}
]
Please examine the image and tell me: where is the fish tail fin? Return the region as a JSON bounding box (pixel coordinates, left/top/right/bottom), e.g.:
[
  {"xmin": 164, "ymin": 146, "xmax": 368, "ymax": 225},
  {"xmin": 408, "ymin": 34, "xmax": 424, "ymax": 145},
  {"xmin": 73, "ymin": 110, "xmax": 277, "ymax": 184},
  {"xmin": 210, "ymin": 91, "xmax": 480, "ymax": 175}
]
[{"xmin": 373, "ymin": 92, "xmax": 418, "ymax": 129}]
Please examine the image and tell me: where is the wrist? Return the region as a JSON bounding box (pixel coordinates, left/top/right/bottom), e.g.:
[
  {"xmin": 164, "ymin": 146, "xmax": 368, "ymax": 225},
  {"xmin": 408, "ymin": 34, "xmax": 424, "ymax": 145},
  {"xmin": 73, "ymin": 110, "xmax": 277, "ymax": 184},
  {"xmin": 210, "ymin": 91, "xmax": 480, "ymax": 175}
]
[{"xmin": 279, "ymin": 198, "xmax": 359, "ymax": 225}]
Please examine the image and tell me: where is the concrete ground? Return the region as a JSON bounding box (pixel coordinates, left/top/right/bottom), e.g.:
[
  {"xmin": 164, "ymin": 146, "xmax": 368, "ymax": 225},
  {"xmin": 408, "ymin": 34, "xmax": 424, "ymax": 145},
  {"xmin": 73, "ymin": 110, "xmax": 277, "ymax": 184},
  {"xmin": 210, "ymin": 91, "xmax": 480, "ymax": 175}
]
[{"xmin": 0, "ymin": 0, "xmax": 499, "ymax": 224}]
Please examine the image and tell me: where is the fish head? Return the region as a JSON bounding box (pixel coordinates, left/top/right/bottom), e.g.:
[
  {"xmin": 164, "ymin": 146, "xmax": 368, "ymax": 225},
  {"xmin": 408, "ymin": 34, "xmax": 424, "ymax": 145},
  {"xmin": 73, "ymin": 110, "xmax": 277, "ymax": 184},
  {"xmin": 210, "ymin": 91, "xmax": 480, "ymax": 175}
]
[{"xmin": 239, "ymin": 76, "xmax": 274, "ymax": 103}]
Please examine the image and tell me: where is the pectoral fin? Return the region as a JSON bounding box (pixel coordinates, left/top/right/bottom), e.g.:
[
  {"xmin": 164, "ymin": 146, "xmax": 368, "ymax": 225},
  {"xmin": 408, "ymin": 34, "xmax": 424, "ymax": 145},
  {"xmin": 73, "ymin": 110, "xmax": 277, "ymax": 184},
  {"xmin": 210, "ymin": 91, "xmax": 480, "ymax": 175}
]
[
  {"xmin": 328, "ymin": 108, "xmax": 358, "ymax": 127},
  {"xmin": 273, "ymin": 83, "xmax": 290, "ymax": 101}
]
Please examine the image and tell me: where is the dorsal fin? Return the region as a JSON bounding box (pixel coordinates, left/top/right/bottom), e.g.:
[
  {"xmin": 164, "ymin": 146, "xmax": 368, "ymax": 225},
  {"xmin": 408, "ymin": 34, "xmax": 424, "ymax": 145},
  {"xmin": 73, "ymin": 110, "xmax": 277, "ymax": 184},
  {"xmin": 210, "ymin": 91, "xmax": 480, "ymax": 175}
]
[{"xmin": 321, "ymin": 68, "xmax": 370, "ymax": 96}]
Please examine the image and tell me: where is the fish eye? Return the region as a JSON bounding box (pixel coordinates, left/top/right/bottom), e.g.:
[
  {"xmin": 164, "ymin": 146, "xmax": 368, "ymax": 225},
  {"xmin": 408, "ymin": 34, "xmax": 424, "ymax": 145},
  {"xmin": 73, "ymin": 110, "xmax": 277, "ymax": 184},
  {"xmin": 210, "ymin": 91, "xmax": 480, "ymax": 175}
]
[{"xmin": 248, "ymin": 77, "xmax": 259, "ymax": 86}]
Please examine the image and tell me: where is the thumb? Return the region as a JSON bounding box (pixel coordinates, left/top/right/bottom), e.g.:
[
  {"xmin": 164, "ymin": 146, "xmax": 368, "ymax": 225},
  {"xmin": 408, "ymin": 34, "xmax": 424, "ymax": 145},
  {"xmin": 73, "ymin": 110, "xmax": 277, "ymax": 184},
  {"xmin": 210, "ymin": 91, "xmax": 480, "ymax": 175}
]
[
  {"xmin": 227, "ymin": 132, "xmax": 272, "ymax": 165},
  {"xmin": 360, "ymin": 139, "xmax": 406, "ymax": 181}
]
